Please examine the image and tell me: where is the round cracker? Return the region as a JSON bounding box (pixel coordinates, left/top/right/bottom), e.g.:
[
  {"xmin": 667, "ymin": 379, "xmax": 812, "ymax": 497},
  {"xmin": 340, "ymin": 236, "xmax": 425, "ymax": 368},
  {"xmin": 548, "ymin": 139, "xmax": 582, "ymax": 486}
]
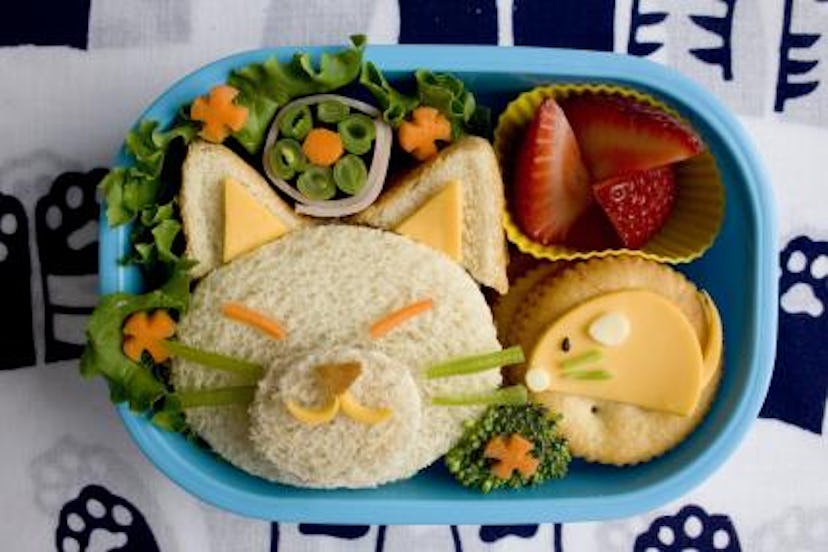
[
  {"xmin": 492, "ymin": 263, "xmax": 563, "ymax": 346},
  {"xmin": 511, "ymin": 256, "xmax": 721, "ymax": 465}
]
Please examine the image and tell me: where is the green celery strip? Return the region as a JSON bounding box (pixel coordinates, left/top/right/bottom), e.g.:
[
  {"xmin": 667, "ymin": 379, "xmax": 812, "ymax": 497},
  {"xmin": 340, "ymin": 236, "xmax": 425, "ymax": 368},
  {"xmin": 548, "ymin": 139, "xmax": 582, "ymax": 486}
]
[
  {"xmin": 560, "ymin": 349, "xmax": 603, "ymax": 371},
  {"xmin": 172, "ymin": 386, "xmax": 256, "ymax": 408},
  {"xmin": 426, "ymin": 346, "xmax": 525, "ymax": 379},
  {"xmin": 431, "ymin": 385, "xmax": 528, "ymax": 406},
  {"xmin": 164, "ymin": 340, "xmax": 263, "ymax": 380},
  {"xmin": 564, "ymin": 369, "xmax": 612, "ymax": 381}
]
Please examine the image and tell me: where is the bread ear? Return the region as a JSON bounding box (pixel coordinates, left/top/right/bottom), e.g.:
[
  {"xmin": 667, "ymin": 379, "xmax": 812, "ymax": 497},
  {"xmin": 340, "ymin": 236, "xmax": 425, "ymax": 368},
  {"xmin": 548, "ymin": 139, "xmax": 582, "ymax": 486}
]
[
  {"xmin": 180, "ymin": 141, "xmax": 309, "ymax": 278},
  {"xmin": 351, "ymin": 136, "xmax": 509, "ymax": 293}
]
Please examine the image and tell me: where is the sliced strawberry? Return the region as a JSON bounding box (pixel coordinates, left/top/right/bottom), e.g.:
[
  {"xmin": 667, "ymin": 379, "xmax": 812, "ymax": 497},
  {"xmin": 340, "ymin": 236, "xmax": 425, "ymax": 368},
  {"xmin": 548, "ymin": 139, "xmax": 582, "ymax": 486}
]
[
  {"xmin": 559, "ymin": 93, "xmax": 705, "ymax": 180},
  {"xmin": 593, "ymin": 165, "xmax": 676, "ymax": 249},
  {"xmin": 565, "ymin": 205, "xmax": 622, "ymax": 251},
  {"xmin": 512, "ymin": 98, "xmax": 593, "ymax": 245}
]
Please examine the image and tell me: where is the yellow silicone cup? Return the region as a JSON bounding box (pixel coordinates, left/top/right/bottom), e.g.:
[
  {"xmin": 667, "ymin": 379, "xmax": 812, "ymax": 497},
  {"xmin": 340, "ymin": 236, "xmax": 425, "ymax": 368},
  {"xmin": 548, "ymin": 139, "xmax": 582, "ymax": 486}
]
[{"xmin": 494, "ymin": 84, "xmax": 725, "ymax": 264}]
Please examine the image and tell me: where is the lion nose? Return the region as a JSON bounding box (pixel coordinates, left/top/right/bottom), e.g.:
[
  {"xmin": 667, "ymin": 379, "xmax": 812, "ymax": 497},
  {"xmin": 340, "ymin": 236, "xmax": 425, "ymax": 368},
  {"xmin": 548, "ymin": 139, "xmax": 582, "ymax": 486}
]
[{"xmin": 315, "ymin": 361, "xmax": 362, "ymax": 395}]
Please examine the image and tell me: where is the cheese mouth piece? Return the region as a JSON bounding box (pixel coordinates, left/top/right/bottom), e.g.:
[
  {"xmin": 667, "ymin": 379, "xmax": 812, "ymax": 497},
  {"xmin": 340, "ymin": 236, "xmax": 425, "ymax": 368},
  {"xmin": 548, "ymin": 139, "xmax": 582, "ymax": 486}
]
[
  {"xmin": 249, "ymin": 347, "xmax": 422, "ymax": 486},
  {"xmin": 526, "ymin": 289, "xmax": 706, "ymax": 416}
]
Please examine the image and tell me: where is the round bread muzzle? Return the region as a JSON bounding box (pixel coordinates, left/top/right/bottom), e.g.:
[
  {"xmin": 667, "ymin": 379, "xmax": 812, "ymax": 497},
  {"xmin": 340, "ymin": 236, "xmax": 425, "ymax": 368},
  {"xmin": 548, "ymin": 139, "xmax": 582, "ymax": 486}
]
[{"xmin": 250, "ymin": 347, "xmax": 422, "ymax": 487}]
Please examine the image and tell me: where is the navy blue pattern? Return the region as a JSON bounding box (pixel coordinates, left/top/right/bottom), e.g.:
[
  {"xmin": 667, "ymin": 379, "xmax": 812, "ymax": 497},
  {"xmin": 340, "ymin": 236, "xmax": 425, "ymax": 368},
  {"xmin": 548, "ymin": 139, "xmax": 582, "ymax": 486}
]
[
  {"xmin": 512, "ymin": 0, "xmax": 615, "ymax": 51},
  {"xmin": 0, "ymin": 192, "xmax": 35, "ymax": 369},
  {"xmin": 56, "ymin": 484, "xmax": 158, "ymax": 552},
  {"xmin": 479, "ymin": 524, "xmax": 539, "ymax": 542},
  {"xmin": 35, "ymin": 169, "xmax": 102, "ymax": 363},
  {"xmin": 634, "ymin": 504, "xmax": 741, "ymax": 551},
  {"xmin": 775, "ymin": 0, "xmax": 822, "ymax": 112},
  {"xmin": 298, "ymin": 524, "xmax": 372, "ymax": 539},
  {"xmin": 0, "ymin": 0, "xmax": 90, "ymax": 49},
  {"xmin": 760, "ymin": 236, "xmax": 828, "ymax": 433},
  {"xmin": 689, "ymin": 0, "xmax": 737, "ymax": 80},
  {"xmin": 627, "ymin": 0, "xmax": 668, "ymax": 56},
  {"xmin": 450, "ymin": 525, "xmax": 463, "ymax": 551},
  {"xmin": 398, "ymin": 0, "xmax": 497, "ymax": 45}
]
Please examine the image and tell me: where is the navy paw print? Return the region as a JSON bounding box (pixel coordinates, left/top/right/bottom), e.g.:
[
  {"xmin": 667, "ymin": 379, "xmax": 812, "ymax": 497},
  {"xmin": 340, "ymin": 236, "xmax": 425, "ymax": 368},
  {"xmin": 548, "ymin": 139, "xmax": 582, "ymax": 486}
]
[
  {"xmin": 635, "ymin": 504, "xmax": 741, "ymax": 551},
  {"xmin": 479, "ymin": 524, "xmax": 539, "ymax": 542},
  {"xmin": 760, "ymin": 235, "xmax": 828, "ymax": 433},
  {"xmin": 634, "ymin": 504, "xmax": 742, "ymax": 552},
  {"xmin": 56, "ymin": 485, "xmax": 158, "ymax": 552}
]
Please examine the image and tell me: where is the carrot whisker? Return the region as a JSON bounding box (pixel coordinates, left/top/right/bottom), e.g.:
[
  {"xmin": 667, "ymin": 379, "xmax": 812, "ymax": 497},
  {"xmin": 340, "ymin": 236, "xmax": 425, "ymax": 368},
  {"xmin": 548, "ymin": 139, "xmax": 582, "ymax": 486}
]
[
  {"xmin": 222, "ymin": 302, "xmax": 287, "ymax": 340},
  {"xmin": 370, "ymin": 298, "xmax": 434, "ymax": 339}
]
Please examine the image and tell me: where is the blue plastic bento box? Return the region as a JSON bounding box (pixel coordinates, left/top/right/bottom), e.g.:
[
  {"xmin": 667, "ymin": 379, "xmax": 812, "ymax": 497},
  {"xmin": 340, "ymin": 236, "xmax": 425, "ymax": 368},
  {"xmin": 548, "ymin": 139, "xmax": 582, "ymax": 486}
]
[{"xmin": 99, "ymin": 45, "xmax": 778, "ymax": 524}]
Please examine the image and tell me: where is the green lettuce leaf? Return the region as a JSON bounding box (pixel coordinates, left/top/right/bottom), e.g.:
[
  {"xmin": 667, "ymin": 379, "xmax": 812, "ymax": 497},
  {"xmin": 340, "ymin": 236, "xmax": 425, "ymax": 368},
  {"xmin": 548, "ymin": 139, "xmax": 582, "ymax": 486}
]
[
  {"xmin": 415, "ymin": 70, "xmax": 478, "ymax": 139},
  {"xmin": 100, "ymin": 120, "xmax": 196, "ymax": 227},
  {"xmin": 80, "ymin": 264, "xmax": 191, "ymax": 411},
  {"xmin": 126, "ymin": 200, "xmax": 185, "ymax": 288},
  {"xmin": 229, "ymin": 35, "xmax": 366, "ymax": 152},
  {"xmin": 358, "ymin": 65, "xmax": 490, "ymax": 138},
  {"xmin": 359, "ymin": 61, "xmax": 419, "ymax": 127}
]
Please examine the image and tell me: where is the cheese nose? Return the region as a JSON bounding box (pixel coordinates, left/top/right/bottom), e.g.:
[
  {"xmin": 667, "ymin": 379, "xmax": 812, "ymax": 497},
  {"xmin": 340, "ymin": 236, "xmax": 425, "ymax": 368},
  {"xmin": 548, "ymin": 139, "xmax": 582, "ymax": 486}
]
[{"xmin": 315, "ymin": 361, "xmax": 362, "ymax": 395}]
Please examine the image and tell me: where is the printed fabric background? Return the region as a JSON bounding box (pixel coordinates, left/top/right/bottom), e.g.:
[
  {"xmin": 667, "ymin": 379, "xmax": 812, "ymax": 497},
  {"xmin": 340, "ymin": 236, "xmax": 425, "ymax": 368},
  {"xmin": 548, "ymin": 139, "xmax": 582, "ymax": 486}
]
[{"xmin": 0, "ymin": 0, "xmax": 826, "ymax": 550}]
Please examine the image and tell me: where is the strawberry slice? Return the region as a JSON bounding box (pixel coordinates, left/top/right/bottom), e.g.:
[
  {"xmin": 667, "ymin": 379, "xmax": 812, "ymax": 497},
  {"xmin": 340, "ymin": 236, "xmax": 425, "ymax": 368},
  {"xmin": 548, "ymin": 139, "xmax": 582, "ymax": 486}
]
[
  {"xmin": 512, "ymin": 98, "xmax": 593, "ymax": 245},
  {"xmin": 560, "ymin": 93, "xmax": 705, "ymax": 180},
  {"xmin": 565, "ymin": 205, "xmax": 622, "ymax": 251},
  {"xmin": 593, "ymin": 165, "xmax": 676, "ymax": 249}
]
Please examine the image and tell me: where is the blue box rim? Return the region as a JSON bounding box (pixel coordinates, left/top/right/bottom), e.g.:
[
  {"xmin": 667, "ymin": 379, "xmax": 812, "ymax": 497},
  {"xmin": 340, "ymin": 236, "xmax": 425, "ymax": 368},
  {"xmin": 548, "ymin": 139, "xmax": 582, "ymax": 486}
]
[{"xmin": 99, "ymin": 44, "xmax": 779, "ymax": 524}]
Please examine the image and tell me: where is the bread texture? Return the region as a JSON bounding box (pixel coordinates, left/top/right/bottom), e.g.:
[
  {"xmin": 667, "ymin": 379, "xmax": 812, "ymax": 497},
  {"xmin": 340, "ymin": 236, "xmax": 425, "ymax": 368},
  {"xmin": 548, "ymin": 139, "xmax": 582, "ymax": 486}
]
[
  {"xmin": 503, "ymin": 256, "xmax": 722, "ymax": 465},
  {"xmin": 352, "ymin": 136, "xmax": 509, "ymax": 293},
  {"xmin": 180, "ymin": 140, "xmax": 307, "ymax": 278},
  {"xmin": 171, "ymin": 225, "xmax": 502, "ymax": 487}
]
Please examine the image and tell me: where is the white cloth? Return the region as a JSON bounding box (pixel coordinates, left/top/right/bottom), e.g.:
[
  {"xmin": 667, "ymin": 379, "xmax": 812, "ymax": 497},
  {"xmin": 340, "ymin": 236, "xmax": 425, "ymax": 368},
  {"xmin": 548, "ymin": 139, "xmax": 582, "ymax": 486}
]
[{"xmin": 0, "ymin": 1, "xmax": 826, "ymax": 550}]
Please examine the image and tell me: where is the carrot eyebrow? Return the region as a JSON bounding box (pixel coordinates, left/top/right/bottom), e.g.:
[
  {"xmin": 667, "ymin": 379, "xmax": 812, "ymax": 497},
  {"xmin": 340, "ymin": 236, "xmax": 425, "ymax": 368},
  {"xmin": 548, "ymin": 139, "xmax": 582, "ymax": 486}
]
[
  {"xmin": 222, "ymin": 302, "xmax": 286, "ymax": 340},
  {"xmin": 370, "ymin": 298, "xmax": 434, "ymax": 339}
]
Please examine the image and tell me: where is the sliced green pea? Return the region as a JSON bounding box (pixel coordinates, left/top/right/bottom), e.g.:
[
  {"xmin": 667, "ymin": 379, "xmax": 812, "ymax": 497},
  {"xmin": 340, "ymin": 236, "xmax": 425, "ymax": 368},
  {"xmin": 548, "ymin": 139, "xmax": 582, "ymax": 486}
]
[
  {"xmin": 278, "ymin": 104, "xmax": 313, "ymax": 140},
  {"xmin": 338, "ymin": 114, "xmax": 376, "ymax": 155},
  {"xmin": 267, "ymin": 138, "xmax": 306, "ymax": 180},
  {"xmin": 317, "ymin": 100, "xmax": 350, "ymax": 124},
  {"xmin": 296, "ymin": 166, "xmax": 336, "ymax": 200},
  {"xmin": 333, "ymin": 154, "xmax": 368, "ymax": 195}
]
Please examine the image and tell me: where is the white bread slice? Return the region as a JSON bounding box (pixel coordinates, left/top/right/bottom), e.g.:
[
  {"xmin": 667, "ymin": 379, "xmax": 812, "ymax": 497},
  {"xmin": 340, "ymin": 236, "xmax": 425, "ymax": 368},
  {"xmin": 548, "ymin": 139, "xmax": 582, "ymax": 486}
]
[
  {"xmin": 180, "ymin": 140, "xmax": 307, "ymax": 278},
  {"xmin": 172, "ymin": 225, "xmax": 501, "ymax": 488},
  {"xmin": 352, "ymin": 136, "xmax": 509, "ymax": 293}
]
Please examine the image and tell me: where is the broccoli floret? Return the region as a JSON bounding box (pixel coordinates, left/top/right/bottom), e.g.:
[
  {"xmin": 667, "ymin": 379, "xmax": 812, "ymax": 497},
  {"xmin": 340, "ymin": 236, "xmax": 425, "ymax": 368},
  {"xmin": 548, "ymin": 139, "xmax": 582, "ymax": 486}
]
[{"xmin": 445, "ymin": 403, "xmax": 571, "ymax": 493}]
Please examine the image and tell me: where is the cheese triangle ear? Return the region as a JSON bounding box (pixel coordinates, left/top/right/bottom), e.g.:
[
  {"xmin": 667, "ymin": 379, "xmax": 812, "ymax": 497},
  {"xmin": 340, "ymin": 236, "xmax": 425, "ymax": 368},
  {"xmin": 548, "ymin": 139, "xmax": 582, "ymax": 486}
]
[
  {"xmin": 181, "ymin": 141, "xmax": 307, "ymax": 277},
  {"xmin": 223, "ymin": 178, "xmax": 289, "ymax": 262},
  {"xmin": 395, "ymin": 179, "xmax": 463, "ymax": 262},
  {"xmin": 351, "ymin": 136, "xmax": 509, "ymax": 293}
]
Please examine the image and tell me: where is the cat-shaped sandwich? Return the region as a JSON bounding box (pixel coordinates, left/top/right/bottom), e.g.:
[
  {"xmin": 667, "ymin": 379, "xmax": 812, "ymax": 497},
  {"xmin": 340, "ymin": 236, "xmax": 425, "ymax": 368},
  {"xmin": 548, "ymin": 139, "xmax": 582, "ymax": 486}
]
[{"xmin": 169, "ymin": 135, "xmax": 514, "ymax": 488}]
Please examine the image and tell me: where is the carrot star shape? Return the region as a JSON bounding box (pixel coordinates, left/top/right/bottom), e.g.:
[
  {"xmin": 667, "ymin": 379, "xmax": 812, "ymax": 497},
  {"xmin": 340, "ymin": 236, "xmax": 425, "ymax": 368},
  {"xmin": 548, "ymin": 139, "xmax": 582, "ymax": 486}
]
[
  {"xmin": 190, "ymin": 84, "xmax": 249, "ymax": 143},
  {"xmin": 122, "ymin": 310, "xmax": 176, "ymax": 363},
  {"xmin": 397, "ymin": 106, "xmax": 452, "ymax": 161},
  {"xmin": 484, "ymin": 433, "xmax": 539, "ymax": 480}
]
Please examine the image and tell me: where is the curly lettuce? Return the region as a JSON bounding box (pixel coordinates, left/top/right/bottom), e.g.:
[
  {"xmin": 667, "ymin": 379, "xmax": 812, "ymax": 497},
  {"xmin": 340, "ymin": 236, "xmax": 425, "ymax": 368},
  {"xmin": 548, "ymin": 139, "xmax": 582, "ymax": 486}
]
[
  {"xmin": 80, "ymin": 264, "xmax": 191, "ymax": 411},
  {"xmin": 360, "ymin": 61, "xmax": 419, "ymax": 127},
  {"xmin": 229, "ymin": 34, "xmax": 367, "ymax": 152},
  {"xmin": 100, "ymin": 120, "xmax": 196, "ymax": 226},
  {"xmin": 360, "ymin": 64, "xmax": 491, "ymax": 138}
]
